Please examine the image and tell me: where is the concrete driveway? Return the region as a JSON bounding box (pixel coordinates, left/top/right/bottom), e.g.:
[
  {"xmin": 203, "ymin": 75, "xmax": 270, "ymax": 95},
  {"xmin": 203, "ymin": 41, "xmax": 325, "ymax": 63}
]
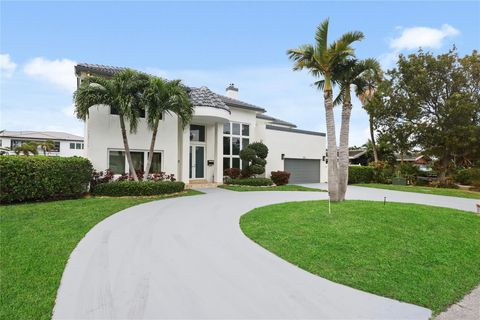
[{"xmin": 53, "ymin": 185, "xmax": 476, "ymax": 319}]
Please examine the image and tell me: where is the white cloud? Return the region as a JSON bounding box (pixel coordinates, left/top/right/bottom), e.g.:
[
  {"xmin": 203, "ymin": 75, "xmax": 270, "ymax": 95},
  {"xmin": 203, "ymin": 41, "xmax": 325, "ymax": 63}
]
[
  {"xmin": 0, "ymin": 53, "xmax": 17, "ymax": 77},
  {"xmin": 23, "ymin": 57, "xmax": 77, "ymax": 92},
  {"xmin": 390, "ymin": 24, "xmax": 459, "ymax": 50},
  {"xmin": 380, "ymin": 24, "xmax": 460, "ymax": 69}
]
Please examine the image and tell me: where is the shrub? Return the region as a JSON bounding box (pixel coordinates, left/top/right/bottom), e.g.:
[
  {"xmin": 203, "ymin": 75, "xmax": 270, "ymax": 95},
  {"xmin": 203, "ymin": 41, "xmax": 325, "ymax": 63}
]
[
  {"xmin": 455, "ymin": 168, "xmax": 480, "ymax": 185},
  {"xmin": 431, "ymin": 180, "xmax": 459, "ymax": 189},
  {"xmin": 91, "ymin": 180, "xmax": 185, "ymax": 197},
  {"xmin": 0, "ymin": 155, "xmax": 92, "ymax": 203},
  {"xmin": 224, "ymin": 168, "xmax": 241, "ymax": 179},
  {"xmin": 348, "ymin": 166, "xmax": 375, "ymax": 184},
  {"xmin": 271, "ymin": 171, "xmax": 290, "ymax": 186},
  {"xmin": 414, "ymin": 177, "xmax": 431, "ymax": 186},
  {"xmin": 240, "ymin": 142, "xmax": 269, "ymax": 177},
  {"xmin": 224, "ymin": 178, "xmax": 273, "ymax": 186},
  {"xmin": 91, "ymin": 169, "xmax": 114, "ymax": 188}
]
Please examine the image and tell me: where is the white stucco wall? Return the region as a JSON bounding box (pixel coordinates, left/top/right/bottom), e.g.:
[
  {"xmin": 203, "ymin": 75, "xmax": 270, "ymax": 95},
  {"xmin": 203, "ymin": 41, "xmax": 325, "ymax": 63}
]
[
  {"xmin": 85, "ymin": 104, "xmax": 179, "ymax": 176},
  {"xmin": 263, "ymin": 127, "xmax": 327, "ymax": 183}
]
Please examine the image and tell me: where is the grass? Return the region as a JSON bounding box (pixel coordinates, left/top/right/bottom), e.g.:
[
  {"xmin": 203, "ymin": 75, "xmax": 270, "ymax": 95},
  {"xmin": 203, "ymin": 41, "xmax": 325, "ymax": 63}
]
[
  {"xmin": 240, "ymin": 200, "xmax": 480, "ymax": 314},
  {"xmin": 0, "ymin": 189, "xmax": 203, "ymax": 320},
  {"xmin": 355, "ymin": 183, "xmax": 480, "ymax": 199},
  {"xmin": 219, "ymin": 184, "xmax": 326, "ymax": 192}
]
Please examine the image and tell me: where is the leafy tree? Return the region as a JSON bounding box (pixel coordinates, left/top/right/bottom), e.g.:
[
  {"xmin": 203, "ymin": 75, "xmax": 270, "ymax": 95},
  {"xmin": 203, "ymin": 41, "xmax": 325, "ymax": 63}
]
[
  {"xmin": 287, "ymin": 18, "xmax": 364, "ymax": 201},
  {"xmin": 74, "ymin": 69, "xmax": 150, "ymax": 181},
  {"xmin": 142, "ymin": 78, "xmax": 193, "ymax": 179},
  {"xmin": 378, "ymin": 48, "xmax": 480, "ymax": 180}
]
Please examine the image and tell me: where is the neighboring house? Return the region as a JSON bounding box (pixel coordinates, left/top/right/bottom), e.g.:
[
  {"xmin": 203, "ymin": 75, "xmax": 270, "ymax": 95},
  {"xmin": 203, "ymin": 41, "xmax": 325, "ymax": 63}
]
[
  {"xmin": 395, "ymin": 153, "xmax": 433, "ymax": 172},
  {"xmin": 75, "ymin": 63, "xmax": 327, "ymax": 184},
  {"xmin": 325, "ymin": 148, "xmax": 369, "ymax": 166},
  {"xmin": 0, "ymin": 130, "xmax": 84, "ymax": 157}
]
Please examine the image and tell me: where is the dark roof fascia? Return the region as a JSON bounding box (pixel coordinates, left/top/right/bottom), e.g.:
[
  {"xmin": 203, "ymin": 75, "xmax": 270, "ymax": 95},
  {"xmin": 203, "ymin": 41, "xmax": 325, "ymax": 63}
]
[
  {"xmin": 218, "ymin": 95, "xmax": 267, "ymax": 113},
  {"xmin": 266, "ymin": 125, "xmax": 325, "ymax": 137},
  {"xmin": 256, "ymin": 114, "xmax": 297, "ymax": 128}
]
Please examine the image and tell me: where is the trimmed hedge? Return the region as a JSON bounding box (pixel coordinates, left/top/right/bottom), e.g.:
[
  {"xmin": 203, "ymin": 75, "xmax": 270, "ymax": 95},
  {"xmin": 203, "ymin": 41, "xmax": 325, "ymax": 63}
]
[
  {"xmin": 348, "ymin": 166, "xmax": 375, "ymax": 184},
  {"xmin": 224, "ymin": 178, "xmax": 273, "ymax": 186},
  {"xmin": 0, "ymin": 155, "xmax": 92, "ymax": 203},
  {"xmin": 91, "ymin": 180, "xmax": 185, "ymax": 197}
]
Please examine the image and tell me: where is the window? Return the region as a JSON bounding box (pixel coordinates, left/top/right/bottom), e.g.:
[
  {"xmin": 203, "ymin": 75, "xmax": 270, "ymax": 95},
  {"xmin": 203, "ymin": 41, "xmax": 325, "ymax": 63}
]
[
  {"xmin": 111, "ymin": 106, "xmax": 119, "ymax": 115},
  {"xmin": 149, "ymin": 152, "xmax": 162, "ymax": 173},
  {"xmin": 76, "ymin": 143, "xmax": 82, "ymax": 149},
  {"xmin": 70, "ymin": 143, "xmax": 75, "ymax": 149},
  {"xmin": 11, "ymin": 140, "xmax": 24, "ymax": 149},
  {"xmin": 242, "ymin": 124, "xmax": 249, "ymax": 136},
  {"xmin": 190, "ymin": 125, "xmax": 205, "ymax": 142},
  {"xmin": 131, "ymin": 152, "xmax": 144, "ymax": 173},
  {"xmin": 109, "ymin": 151, "xmax": 125, "ymax": 174},
  {"xmin": 222, "ymin": 121, "xmax": 250, "ymax": 171},
  {"xmin": 53, "ymin": 141, "xmax": 60, "ymax": 152},
  {"xmin": 223, "ymin": 137, "xmax": 230, "ymax": 155},
  {"xmin": 0, "ymin": 140, "xmax": 2, "ymax": 147},
  {"xmin": 223, "ymin": 123, "xmax": 230, "ymax": 134}
]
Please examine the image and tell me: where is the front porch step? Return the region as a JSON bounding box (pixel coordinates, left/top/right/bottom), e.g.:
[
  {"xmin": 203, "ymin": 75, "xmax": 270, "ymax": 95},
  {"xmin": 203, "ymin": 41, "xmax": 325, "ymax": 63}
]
[{"xmin": 186, "ymin": 182, "xmax": 219, "ymax": 189}]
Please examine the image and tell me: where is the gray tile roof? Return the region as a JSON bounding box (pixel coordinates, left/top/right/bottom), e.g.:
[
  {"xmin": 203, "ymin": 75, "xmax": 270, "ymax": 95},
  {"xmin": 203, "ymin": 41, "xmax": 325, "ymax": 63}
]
[
  {"xmin": 256, "ymin": 114, "xmax": 297, "ymax": 128},
  {"xmin": 75, "ymin": 63, "xmax": 265, "ymax": 113},
  {"xmin": 0, "ymin": 130, "xmax": 83, "ymax": 141},
  {"xmin": 189, "ymin": 87, "xmax": 229, "ymax": 112}
]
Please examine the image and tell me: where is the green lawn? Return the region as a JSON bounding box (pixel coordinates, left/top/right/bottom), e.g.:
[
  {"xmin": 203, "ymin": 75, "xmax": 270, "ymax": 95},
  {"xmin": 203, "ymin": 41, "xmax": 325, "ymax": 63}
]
[
  {"xmin": 219, "ymin": 184, "xmax": 326, "ymax": 192},
  {"xmin": 0, "ymin": 190, "xmax": 202, "ymax": 320},
  {"xmin": 355, "ymin": 183, "xmax": 480, "ymax": 199},
  {"xmin": 240, "ymin": 200, "xmax": 480, "ymax": 314}
]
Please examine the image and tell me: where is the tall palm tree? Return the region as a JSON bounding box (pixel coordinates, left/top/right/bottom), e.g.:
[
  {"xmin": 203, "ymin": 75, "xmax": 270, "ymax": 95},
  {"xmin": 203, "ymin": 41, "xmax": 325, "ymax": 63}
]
[
  {"xmin": 333, "ymin": 58, "xmax": 382, "ymax": 200},
  {"xmin": 287, "ymin": 18, "xmax": 364, "ymax": 201},
  {"xmin": 357, "ymin": 64, "xmax": 383, "ymax": 165},
  {"xmin": 142, "ymin": 78, "xmax": 193, "ymax": 179},
  {"xmin": 74, "ymin": 69, "xmax": 150, "ymax": 181}
]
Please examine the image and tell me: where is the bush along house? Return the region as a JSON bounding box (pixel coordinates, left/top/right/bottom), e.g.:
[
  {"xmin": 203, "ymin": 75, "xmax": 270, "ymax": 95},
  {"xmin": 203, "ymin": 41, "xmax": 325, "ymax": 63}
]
[{"xmin": 75, "ymin": 63, "xmax": 327, "ymax": 186}]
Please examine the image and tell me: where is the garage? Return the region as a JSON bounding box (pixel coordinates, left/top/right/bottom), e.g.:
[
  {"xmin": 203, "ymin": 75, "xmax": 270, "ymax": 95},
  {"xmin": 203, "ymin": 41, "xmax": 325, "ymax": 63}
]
[{"xmin": 284, "ymin": 158, "xmax": 321, "ymax": 184}]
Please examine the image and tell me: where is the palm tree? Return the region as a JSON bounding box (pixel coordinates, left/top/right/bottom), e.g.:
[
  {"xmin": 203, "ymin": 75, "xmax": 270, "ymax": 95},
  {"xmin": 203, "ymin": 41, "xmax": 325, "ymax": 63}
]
[
  {"xmin": 287, "ymin": 18, "xmax": 364, "ymax": 201},
  {"xmin": 333, "ymin": 58, "xmax": 382, "ymax": 200},
  {"xmin": 357, "ymin": 64, "xmax": 383, "ymax": 165},
  {"xmin": 14, "ymin": 142, "xmax": 39, "ymax": 156},
  {"xmin": 74, "ymin": 69, "xmax": 150, "ymax": 181},
  {"xmin": 142, "ymin": 78, "xmax": 193, "ymax": 179},
  {"xmin": 40, "ymin": 139, "xmax": 56, "ymax": 155}
]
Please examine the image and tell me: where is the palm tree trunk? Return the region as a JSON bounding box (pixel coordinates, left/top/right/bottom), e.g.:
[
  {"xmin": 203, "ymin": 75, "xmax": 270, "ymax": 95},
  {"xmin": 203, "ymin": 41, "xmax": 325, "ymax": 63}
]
[
  {"xmin": 324, "ymin": 89, "xmax": 339, "ymax": 201},
  {"xmin": 338, "ymin": 98, "xmax": 352, "ymax": 201},
  {"xmin": 144, "ymin": 117, "xmax": 160, "ymax": 180},
  {"xmin": 369, "ymin": 114, "xmax": 378, "ymax": 163},
  {"xmin": 119, "ymin": 115, "xmax": 139, "ymax": 181}
]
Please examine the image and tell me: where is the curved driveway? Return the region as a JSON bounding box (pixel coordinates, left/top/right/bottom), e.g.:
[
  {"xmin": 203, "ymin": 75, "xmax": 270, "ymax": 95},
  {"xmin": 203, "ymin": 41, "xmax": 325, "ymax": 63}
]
[{"xmin": 54, "ymin": 185, "xmax": 477, "ymax": 319}]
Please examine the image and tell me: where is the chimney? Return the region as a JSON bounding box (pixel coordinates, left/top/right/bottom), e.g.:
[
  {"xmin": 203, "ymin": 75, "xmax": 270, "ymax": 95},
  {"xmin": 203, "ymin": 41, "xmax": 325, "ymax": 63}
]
[{"xmin": 226, "ymin": 83, "xmax": 238, "ymax": 99}]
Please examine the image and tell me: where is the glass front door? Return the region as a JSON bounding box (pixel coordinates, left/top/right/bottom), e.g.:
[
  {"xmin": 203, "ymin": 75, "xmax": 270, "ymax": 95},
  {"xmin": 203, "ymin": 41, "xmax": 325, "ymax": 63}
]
[{"xmin": 189, "ymin": 145, "xmax": 205, "ymax": 179}]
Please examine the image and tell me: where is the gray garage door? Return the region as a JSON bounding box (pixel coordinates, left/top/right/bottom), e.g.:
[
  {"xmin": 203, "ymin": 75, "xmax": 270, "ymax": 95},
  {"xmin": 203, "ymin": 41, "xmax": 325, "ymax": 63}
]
[{"xmin": 284, "ymin": 159, "xmax": 321, "ymax": 184}]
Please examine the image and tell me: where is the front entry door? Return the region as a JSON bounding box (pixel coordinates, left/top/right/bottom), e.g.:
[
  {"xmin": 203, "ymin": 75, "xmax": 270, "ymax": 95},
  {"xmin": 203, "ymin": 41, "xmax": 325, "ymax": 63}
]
[{"xmin": 189, "ymin": 145, "xmax": 205, "ymax": 179}]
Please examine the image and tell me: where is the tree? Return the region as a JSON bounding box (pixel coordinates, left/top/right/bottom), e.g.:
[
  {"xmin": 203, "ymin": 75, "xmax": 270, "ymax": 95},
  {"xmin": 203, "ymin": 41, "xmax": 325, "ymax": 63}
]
[
  {"xmin": 14, "ymin": 142, "xmax": 38, "ymax": 156},
  {"xmin": 239, "ymin": 142, "xmax": 268, "ymax": 177},
  {"xmin": 379, "ymin": 48, "xmax": 480, "ymax": 180},
  {"xmin": 74, "ymin": 69, "xmax": 150, "ymax": 181},
  {"xmin": 357, "ymin": 63, "xmax": 383, "ymax": 164},
  {"xmin": 287, "ymin": 18, "xmax": 364, "ymax": 201},
  {"xmin": 39, "ymin": 139, "xmax": 55, "ymax": 155},
  {"xmin": 142, "ymin": 78, "xmax": 193, "ymax": 179},
  {"xmin": 332, "ymin": 58, "xmax": 381, "ymax": 199}
]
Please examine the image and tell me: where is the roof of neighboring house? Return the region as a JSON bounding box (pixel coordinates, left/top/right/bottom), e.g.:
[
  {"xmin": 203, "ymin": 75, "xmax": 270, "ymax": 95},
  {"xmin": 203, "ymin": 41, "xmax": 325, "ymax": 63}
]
[
  {"xmin": 256, "ymin": 114, "xmax": 297, "ymax": 128},
  {"xmin": 0, "ymin": 130, "xmax": 84, "ymax": 141},
  {"xmin": 75, "ymin": 63, "xmax": 265, "ymax": 113},
  {"xmin": 349, "ymin": 149, "xmax": 367, "ymax": 159},
  {"xmin": 266, "ymin": 125, "xmax": 325, "ymax": 136}
]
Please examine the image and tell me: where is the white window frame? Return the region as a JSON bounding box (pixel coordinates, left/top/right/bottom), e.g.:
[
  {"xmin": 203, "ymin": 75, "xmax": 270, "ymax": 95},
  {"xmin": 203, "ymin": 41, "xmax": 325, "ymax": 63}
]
[
  {"xmin": 107, "ymin": 149, "xmax": 164, "ymax": 174},
  {"xmin": 223, "ymin": 122, "xmax": 250, "ymax": 170}
]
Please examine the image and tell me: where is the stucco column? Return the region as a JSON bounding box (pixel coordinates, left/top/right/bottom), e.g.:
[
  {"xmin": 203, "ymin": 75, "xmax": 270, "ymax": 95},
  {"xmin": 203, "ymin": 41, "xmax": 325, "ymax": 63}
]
[
  {"xmin": 180, "ymin": 125, "xmax": 190, "ymax": 184},
  {"xmin": 214, "ymin": 123, "xmax": 224, "ymax": 183}
]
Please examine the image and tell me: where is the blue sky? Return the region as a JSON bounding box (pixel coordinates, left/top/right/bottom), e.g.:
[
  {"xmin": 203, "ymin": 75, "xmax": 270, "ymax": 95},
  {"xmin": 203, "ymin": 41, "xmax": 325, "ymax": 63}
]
[{"xmin": 1, "ymin": 1, "xmax": 479, "ymax": 145}]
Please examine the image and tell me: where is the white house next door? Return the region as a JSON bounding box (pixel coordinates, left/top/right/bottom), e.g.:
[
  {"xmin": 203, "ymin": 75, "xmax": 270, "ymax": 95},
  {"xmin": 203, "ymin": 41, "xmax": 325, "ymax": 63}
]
[{"xmin": 189, "ymin": 145, "xmax": 205, "ymax": 179}]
